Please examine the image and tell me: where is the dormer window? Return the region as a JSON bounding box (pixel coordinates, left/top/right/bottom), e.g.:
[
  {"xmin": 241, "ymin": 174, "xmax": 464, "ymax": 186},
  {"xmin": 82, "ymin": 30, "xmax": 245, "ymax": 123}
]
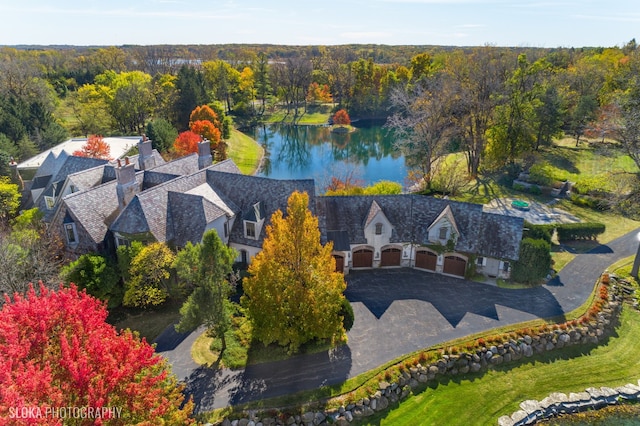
[
  {"xmin": 245, "ymin": 221, "xmax": 256, "ymax": 238},
  {"xmin": 375, "ymin": 223, "xmax": 383, "ymax": 235},
  {"xmin": 439, "ymin": 227, "xmax": 448, "ymax": 240},
  {"xmin": 64, "ymin": 223, "xmax": 77, "ymax": 245},
  {"xmin": 45, "ymin": 196, "xmax": 55, "ymax": 210}
]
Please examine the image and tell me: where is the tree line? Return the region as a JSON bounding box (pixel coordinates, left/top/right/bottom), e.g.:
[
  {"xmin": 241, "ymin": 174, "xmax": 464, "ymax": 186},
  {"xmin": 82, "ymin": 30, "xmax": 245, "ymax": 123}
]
[{"xmin": 1, "ymin": 41, "xmax": 640, "ymax": 175}]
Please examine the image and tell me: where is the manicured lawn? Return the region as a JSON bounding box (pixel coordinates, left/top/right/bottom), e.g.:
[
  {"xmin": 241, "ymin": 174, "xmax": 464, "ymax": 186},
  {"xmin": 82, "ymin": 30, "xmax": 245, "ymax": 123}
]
[
  {"xmin": 356, "ymin": 307, "xmax": 640, "ymax": 426},
  {"xmin": 226, "ymin": 128, "xmax": 264, "ymax": 175},
  {"xmin": 265, "ymin": 110, "xmax": 331, "ymax": 125}
]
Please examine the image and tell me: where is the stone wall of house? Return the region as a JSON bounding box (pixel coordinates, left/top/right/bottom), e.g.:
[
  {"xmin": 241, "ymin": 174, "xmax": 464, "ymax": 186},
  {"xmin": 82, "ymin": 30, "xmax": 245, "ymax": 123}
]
[{"xmin": 216, "ymin": 298, "xmax": 622, "ymax": 426}]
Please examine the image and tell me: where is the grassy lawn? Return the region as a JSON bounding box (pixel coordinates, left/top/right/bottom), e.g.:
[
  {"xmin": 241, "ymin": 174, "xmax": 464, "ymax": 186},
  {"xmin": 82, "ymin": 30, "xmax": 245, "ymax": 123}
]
[
  {"xmin": 110, "ymin": 300, "xmax": 182, "ymax": 342},
  {"xmin": 356, "ymin": 307, "xmax": 640, "ymax": 426},
  {"xmin": 265, "ymin": 109, "xmax": 331, "ymax": 125},
  {"xmin": 191, "ymin": 310, "xmax": 340, "ymax": 370},
  {"xmin": 226, "ymin": 128, "xmax": 264, "ymax": 175}
]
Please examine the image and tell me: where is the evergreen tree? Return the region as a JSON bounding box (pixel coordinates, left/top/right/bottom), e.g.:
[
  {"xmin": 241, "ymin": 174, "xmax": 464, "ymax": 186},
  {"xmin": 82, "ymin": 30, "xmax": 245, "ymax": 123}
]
[{"xmin": 174, "ymin": 230, "xmax": 237, "ymax": 351}]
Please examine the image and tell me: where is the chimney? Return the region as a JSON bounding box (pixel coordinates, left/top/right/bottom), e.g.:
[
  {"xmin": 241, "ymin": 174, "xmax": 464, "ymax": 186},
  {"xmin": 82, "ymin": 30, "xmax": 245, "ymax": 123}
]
[
  {"xmin": 115, "ymin": 156, "xmax": 138, "ymax": 210},
  {"xmin": 137, "ymin": 134, "xmax": 156, "ymax": 170},
  {"xmin": 9, "ymin": 157, "xmax": 24, "ymax": 191},
  {"xmin": 198, "ymin": 139, "xmax": 213, "ymax": 169}
]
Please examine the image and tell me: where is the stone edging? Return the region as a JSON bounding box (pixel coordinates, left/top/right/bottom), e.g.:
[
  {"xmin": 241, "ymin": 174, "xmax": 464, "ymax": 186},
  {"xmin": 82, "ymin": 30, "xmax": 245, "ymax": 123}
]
[
  {"xmin": 497, "ymin": 382, "xmax": 640, "ymax": 426},
  {"xmin": 217, "ymin": 296, "xmax": 621, "ymax": 426}
]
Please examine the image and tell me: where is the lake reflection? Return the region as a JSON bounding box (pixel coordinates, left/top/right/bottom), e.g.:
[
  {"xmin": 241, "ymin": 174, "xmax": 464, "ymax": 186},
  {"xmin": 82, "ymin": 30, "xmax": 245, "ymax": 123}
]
[{"xmin": 249, "ymin": 121, "xmax": 408, "ymax": 189}]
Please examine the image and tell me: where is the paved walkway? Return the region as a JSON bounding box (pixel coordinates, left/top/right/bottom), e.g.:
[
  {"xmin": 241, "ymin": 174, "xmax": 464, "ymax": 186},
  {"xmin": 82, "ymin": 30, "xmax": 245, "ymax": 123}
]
[{"xmin": 155, "ymin": 228, "xmax": 640, "ymax": 414}]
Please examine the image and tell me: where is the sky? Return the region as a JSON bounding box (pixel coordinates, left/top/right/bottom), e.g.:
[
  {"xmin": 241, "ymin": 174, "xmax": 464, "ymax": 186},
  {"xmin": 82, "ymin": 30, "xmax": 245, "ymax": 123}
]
[{"xmin": 0, "ymin": 0, "xmax": 638, "ymax": 48}]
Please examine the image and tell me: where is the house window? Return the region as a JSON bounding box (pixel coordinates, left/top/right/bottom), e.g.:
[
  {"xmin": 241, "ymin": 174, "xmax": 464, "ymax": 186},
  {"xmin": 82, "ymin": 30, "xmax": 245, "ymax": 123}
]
[
  {"xmin": 439, "ymin": 227, "xmax": 448, "ymax": 240},
  {"xmin": 64, "ymin": 223, "xmax": 77, "ymax": 245},
  {"xmin": 502, "ymin": 261, "xmax": 510, "ymax": 272},
  {"xmin": 44, "ymin": 196, "xmax": 55, "ymax": 210},
  {"xmin": 375, "ymin": 223, "xmax": 383, "ymax": 235},
  {"xmin": 476, "ymin": 257, "xmax": 486, "ymax": 267},
  {"xmin": 224, "ymin": 221, "xmax": 229, "ymax": 238},
  {"xmin": 116, "ymin": 237, "xmax": 129, "ymax": 248},
  {"xmin": 70, "ymin": 184, "xmax": 77, "ymax": 193},
  {"xmin": 245, "ymin": 221, "xmax": 256, "ymax": 238}
]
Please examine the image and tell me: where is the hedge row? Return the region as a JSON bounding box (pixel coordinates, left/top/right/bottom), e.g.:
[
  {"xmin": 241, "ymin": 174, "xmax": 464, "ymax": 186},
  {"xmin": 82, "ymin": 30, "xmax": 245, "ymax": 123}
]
[
  {"xmin": 523, "ymin": 221, "xmax": 606, "ymax": 243},
  {"xmin": 556, "ymin": 222, "xmax": 606, "ymax": 242}
]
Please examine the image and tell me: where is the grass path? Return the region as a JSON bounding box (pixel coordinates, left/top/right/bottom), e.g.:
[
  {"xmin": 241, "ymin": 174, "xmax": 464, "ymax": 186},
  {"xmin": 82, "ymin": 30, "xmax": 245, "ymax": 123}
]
[{"xmin": 357, "ymin": 307, "xmax": 640, "ymax": 426}]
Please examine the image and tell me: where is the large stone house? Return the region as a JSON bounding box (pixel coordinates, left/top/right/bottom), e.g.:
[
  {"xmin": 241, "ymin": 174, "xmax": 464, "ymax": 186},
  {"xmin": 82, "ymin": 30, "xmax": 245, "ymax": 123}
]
[{"xmin": 32, "ymin": 138, "xmax": 522, "ymax": 280}]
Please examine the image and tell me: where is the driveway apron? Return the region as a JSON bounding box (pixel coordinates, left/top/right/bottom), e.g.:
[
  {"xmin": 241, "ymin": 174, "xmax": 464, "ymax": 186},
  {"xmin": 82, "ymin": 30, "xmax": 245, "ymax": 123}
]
[{"xmin": 156, "ymin": 227, "xmax": 640, "ymax": 413}]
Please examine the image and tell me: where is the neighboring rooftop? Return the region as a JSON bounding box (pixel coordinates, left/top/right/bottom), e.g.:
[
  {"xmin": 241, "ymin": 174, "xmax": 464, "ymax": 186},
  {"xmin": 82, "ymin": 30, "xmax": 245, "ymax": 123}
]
[{"xmin": 17, "ymin": 136, "xmax": 141, "ymax": 171}]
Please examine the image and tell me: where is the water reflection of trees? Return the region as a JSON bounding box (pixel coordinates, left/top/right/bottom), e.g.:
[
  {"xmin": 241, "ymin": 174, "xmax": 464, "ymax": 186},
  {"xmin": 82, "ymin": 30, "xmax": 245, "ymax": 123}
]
[{"xmin": 254, "ymin": 123, "xmax": 401, "ymax": 175}]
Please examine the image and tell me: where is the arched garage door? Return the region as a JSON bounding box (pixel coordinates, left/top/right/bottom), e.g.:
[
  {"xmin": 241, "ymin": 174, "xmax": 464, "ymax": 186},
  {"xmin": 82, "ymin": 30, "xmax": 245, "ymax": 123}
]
[
  {"xmin": 380, "ymin": 247, "xmax": 402, "ymax": 267},
  {"xmin": 443, "ymin": 255, "xmax": 467, "ymax": 277},
  {"xmin": 352, "ymin": 248, "xmax": 373, "ymax": 268},
  {"xmin": 415, "ymin": 250, "xmax": 437, "ymax": 271},
  {"xmin": 333, "ymin": 255, "xmax": 345, "ymax": 273}
]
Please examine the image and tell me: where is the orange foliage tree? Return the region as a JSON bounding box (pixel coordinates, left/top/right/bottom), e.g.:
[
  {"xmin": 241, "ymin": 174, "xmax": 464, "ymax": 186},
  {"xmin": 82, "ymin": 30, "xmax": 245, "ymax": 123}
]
[
  {"xmin": 307, "ymin": 82, "xmax": 333, "ymax": 103},
  {"xmin": 173, "ymin": 131, "xmax": 202, "ymax": 156},
  {"xmin": 190, "ymin": 120, "xmax": 221, "ymax": 144},
  {"xmin": 72, "ymin": 135, "xmax": 111, "ymax": 160},
  {"xmin": 332, "ymin": 109, "xmax": 351, "ymax": 125},
  {"xmin": 189, "ymin": 105, "xmax": 221, "ymax": 144}
]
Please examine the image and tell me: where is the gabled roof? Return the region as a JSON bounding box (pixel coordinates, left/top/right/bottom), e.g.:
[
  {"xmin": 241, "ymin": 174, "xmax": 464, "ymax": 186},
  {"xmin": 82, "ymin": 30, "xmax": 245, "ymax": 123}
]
[
  {"xmin": 111, "ymin": 170, "xmax": 209, "ymax": 243},
  {"xmin": 206, "ymin": 171, "xmax": 315, "ymax": 248},
  {"xmin": 33, "ymin": 156, "xmax": 110, "ymax": 218},
  {"xmin": 166, "ymin": 192, "xmax": 228, "ymax": 247},
  {"xmin": 427, "ymin": 205, "xmax": 462, "ymax": 239},
  {"xmin": 364, "ymin": 200, "xmax": 384, "ymax": 228},
  {"xmin": 59, "ymin": 178, "xmax": 126, "ymax": 245},
  {"xmin": 317, "ymin": 195, "xmax": 523, "ymax": 260}
]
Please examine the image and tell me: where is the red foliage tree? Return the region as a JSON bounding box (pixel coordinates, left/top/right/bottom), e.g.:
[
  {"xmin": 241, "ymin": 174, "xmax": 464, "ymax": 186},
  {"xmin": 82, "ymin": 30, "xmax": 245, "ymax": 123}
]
[
  {"xmin": 0, "ymin": 283, "xmax": 194, "ymax": 425},
  {"xmin": 332, "ymin": 109, "xmax": 351, "ymax": 125},
  {"xmin": 173, "ymin": 130, "xmax": 202, "ymax": 157},
  {"xmin": 72, "ymin": 135, "xmax": 111, "ymax": 160}
]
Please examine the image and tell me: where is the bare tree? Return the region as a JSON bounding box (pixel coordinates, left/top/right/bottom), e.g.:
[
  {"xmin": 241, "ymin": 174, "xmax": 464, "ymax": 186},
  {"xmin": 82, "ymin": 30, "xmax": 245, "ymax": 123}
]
[
  {"xmin": 386, "ymin": 74, "xmax": 456, "ymax": 191},
  {"xmin": 446, "ymin": 46, "xmax": 510, "ymax": 178}
]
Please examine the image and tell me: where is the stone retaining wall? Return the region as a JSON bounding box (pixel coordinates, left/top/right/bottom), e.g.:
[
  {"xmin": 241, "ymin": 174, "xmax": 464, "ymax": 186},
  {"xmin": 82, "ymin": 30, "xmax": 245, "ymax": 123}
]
[
  {"xmin": 217, "ymin": 299, "xmax": 621, "ymax": 426},
  {"xmin": 498, "ymin": 382, "xmax": 640, "ymax": 426}
]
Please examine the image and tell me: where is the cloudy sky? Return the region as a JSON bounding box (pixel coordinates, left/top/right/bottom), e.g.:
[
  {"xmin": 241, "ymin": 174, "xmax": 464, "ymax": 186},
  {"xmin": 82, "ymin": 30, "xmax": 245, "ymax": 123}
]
[{"xmin": 1, "ymin": 0, "xmax": 637, "ymax": 47}]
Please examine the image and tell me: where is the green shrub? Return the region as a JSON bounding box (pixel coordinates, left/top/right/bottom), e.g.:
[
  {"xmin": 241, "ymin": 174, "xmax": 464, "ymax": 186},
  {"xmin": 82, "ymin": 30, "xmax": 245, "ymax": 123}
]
[
  {"xmin": 511, "ymin": 238, "xmax": 551, "ymax": 284},
  {"xmin": 513, "ymin": 183, "xmax": 527, "ymax": 192},
  {"xmin": 340, "ymin": 298, "xmax": 355, "ymax": 331},
  {"xmin": 528, "ymin": 185, "xmax": 542, "ymax": 195},
  {"xmin": 556, "ymin": 222, "xmax": 606, "ymax": 242},
  {"xmin": 523, "ymin": 222, "xmax": 554, "ymax": 244},
  {"xmin": 569, "ymin": 193, "xmax": 608, "ymax": 211}
]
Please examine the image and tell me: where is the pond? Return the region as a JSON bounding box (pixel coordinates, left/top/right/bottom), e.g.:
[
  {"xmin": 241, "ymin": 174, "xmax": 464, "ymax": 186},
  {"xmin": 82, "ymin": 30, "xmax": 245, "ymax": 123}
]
[{"xmin": 247, "ymin": 120, "xmax": 408, "ymax": 190}]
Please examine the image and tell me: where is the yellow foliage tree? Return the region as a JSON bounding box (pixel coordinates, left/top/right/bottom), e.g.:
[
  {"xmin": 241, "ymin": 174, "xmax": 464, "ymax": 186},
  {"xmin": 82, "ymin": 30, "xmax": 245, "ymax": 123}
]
[{"xmin": 242, "ymin": 191, "xmax": 347, "ymax": 354}]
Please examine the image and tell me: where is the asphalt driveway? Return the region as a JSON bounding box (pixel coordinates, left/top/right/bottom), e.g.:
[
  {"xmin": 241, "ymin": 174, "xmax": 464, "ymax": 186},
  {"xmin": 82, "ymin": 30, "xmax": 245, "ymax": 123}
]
[{"xmin": 155, "ymin": 227, "xmax": 640, "ymax": 413}]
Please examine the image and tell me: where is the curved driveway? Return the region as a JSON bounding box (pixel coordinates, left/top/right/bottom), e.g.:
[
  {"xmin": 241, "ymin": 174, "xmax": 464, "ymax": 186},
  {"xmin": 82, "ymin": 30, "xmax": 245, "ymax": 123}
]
[{"xmin": 155, "ymin": 228, "xmax": 640, "ymax": 414}]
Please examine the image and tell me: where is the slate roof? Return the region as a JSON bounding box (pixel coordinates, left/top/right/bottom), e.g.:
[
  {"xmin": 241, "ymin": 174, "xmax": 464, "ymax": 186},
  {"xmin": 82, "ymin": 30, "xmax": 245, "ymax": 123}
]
[
  {"xmin": 60, "ymin": 178, "xmax": 127, "ymax": 245},
  {"xmin": 317, "ymin": 195, "xmax": 523, "ymax": 261},
  {"xmin": 206, "ymin": 171, "xmax": 316, "ymax": 248},
  {"xmin": 110, "ymin": 170, "xmax": 208, "ymax": 242},
  {"xmin": 34, "ymin": 156, "xmax": 110, "ymax": 219}
]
